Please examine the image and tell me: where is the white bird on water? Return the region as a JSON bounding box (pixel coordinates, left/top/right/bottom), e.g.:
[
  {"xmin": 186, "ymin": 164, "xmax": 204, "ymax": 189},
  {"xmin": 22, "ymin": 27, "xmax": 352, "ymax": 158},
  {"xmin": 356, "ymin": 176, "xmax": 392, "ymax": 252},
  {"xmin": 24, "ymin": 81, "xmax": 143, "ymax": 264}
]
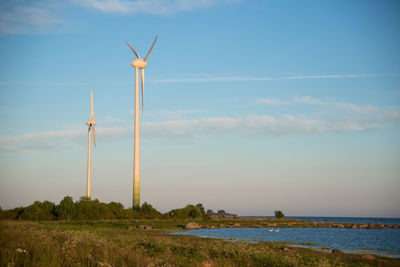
[
  {"xmin": 275, "ymin": 228, "xmax": 280, "ymax": 232},
  {"xmin": 268, "ymin": 229, "xmax": 273, "ymax": 232}
]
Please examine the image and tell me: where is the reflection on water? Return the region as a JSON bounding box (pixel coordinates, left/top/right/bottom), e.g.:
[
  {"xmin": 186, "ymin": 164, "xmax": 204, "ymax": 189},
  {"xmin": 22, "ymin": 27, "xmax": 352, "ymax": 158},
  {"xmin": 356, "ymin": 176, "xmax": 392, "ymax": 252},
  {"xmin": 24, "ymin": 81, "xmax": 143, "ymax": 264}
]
[{"xmin": 175, "ymin": 228, "xmax": 400, "ymax": 258}]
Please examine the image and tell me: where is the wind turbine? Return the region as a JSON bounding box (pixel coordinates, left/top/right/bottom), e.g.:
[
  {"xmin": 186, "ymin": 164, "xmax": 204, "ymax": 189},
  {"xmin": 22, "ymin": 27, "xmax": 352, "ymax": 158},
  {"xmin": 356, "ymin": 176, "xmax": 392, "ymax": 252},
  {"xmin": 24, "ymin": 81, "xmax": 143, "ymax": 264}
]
[
  {"xmin": 86, "ymin": 89, "xmax": 96, "ymax": 199},
  {"xmin": 125, "ymin": 36, "xmax": 158, "ymax": 209}
]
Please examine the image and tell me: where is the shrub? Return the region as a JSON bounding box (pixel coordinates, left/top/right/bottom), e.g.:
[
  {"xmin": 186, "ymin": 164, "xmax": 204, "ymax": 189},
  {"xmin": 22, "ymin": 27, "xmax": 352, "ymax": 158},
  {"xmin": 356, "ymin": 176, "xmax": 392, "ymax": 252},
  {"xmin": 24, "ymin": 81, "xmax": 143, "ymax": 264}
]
[
  {"xmin": 18, "ymin": 201, "xmax": 55, "ymax": 220},
  {"xmin": 55, "ymin": 196, "xmax": 76, "ymax": 220},
  {"xmin": 167, "ymin": 204, "xmax": 207, "ymax": 219},
  {"xmin": 140, "ymin": 202, "xmax": 161, "ymax": 218},
  {"xmin": 274, "ymin": 210, "xmax": 284, "ymax": 219}
]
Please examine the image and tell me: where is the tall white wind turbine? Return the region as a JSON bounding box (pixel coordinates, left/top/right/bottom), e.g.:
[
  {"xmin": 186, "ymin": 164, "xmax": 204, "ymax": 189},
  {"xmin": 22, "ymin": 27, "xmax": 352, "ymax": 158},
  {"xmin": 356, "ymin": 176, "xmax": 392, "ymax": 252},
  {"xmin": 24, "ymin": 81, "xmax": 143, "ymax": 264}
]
[
  {"xmin": 86, "ymin": 89, "xmax": 96, "ymax": 199},
  {"xmin": 126, "ymin": 36, "xmax": 158, "ymax": 209}
]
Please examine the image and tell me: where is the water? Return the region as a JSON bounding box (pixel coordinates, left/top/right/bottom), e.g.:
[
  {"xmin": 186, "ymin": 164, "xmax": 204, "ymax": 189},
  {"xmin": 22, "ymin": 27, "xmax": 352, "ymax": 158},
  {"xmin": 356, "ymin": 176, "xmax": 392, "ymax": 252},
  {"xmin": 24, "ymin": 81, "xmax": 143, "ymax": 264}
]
[
  {"xmin": 175, "ymin": 228, "xmax": 400, "ymax": 258},
  {"xmin": 245, "ymin": 216, "xmax": 400, "ymax": 225}
]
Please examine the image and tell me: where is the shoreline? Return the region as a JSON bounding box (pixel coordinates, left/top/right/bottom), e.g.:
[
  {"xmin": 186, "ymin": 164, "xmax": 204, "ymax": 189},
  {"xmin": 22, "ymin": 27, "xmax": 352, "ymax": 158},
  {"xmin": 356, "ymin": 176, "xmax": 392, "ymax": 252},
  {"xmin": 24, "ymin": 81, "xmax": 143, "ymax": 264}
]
[
  {"xmin": 2, "ymin": 219, "xmax": 400, "ymax": 266},
  {"xmin": 174, "ymin": 228, "xmax": 400, "ymax": 259}
]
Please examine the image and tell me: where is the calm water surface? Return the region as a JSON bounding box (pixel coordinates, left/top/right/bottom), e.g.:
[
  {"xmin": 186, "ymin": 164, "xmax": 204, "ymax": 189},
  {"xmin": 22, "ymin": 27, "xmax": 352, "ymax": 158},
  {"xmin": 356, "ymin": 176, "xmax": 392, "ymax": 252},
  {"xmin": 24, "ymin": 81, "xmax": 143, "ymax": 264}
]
[
  {"xmin": 245, "ymin": 216, "xmax": 400, "ymax": 225},
  {"xmin": 175, "ymin": 228, "xmax": 400, "ymax": 258}
]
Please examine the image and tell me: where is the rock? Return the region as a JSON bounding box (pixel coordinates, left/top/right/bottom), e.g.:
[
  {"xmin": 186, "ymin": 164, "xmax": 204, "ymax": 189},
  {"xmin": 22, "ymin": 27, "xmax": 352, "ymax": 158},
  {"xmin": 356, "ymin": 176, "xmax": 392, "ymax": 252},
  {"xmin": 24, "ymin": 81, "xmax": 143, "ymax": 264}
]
[
  {"xmin": 359, "ymin": 224, "xmax": 368, "ymax": 229},
  {"xmin": 231, "ymin": 223, "xmax": 241, "ymax": 228},
  {"xmin": 218, "ymin": 224, "xmax": 225, "ymax": 228},
  {"xmin": 137, "ymin": 225, "xmax": 152, "ymax": 230},
  {"xmin": 332, "ymin": 249, "xmax": 344, "ymax": 254},
  {"xmin": 375, "ymin": 222, "xmax": 384, "ymax": 228},
  {"xmin": 312, "ymin": 222, "xmax": 318, "ymax": 226},
  {"xmin": 392, "ymin": 224, "xmax": 399, "ymax": 229},
  {"xmin": 15, "ymin": 248, "xmax": 27, "ymax": 253},
  {"xmin": 361, "ymin": 254, "xmax": 376, "ymax": 260},
  {"xmin": 337, "ymin": 224, "xmax": 345, "ymax": 228},
  {"xmin": 202, "ymin": 261, "xmax": 213, "ymax": 267},
  {"xmin": 210, "ymin": 226, "xmax": 215, "ymax": 229},
  {"xmin": 184, "ymin": 222, "xmax": 201, "ymax": 230},
  {"xmin": 94, "ymin": 262, "xmax": 113, "ymax": 267},
  {"xmin": 351, "ymin": 225, "xmax": 358, "ymax": 229}
]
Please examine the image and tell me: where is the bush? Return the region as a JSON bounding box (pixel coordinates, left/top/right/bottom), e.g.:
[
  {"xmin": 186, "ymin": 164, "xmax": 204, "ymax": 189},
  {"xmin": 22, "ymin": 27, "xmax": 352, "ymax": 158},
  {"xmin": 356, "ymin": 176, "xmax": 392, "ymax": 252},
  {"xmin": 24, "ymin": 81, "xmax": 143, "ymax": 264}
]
[
  {"xmin": 167, "ymin": 204, "xmax": 207, "ymax": 219},
  {"xmin": 55, "ymin": 196, "xmax": 76, "ymax": 220},
  {"xmin": 0, "ymin": 207, "xmax": 24, "ymax": 219},
  {"xmin": 274, "ymin": 210, "xmax": 284, "ymax": 219},
  {"xmin": 19, "ymin": 201, "xmax": 55, "ymax": 220},
  {"xmin": 1, "ymin": 197, "xmax": 211, "ymax": 221},
  {"xmin": 140, "ymin": 202, "xmax": 161, "ymax": 218}
]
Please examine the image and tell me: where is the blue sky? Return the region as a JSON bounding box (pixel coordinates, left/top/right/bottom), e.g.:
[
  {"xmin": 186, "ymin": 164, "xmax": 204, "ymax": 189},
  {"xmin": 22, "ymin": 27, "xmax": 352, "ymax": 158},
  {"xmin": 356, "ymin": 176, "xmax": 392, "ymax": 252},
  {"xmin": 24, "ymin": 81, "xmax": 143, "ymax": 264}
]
[{"xmin": 0, "ymin": 0, "xmax": 399, "ymax": 217}]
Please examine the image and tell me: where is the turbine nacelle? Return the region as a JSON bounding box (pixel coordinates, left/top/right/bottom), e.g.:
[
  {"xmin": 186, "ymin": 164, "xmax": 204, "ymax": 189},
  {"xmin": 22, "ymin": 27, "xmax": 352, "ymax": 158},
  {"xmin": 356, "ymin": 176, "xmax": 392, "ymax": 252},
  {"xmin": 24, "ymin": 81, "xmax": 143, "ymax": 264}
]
[
  {"xmin": 86, "ymin": 120, "xmax": 96, "ymax": 127},
  {"xmin": 126, "ymin": 36, "xmax": 158, "ymax": 114},
  {"xmin": 131, "ymin": 58, "xmax": 148, "ymax": 69}
]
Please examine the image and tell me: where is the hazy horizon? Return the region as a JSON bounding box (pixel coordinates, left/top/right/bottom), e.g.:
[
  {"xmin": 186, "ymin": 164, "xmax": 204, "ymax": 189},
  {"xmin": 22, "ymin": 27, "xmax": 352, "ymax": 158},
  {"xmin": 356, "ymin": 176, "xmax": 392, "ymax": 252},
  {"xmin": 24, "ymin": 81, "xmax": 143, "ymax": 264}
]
[{"xmin": 1, "ymin": 0, "xmax": 399, "ymax": 217}]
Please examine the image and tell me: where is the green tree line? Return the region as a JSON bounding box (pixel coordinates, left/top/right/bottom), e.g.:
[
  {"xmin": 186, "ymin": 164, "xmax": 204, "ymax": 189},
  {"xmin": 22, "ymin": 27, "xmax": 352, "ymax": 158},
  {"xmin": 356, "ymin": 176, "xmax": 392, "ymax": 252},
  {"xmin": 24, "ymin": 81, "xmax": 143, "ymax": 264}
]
[{"xmin": 0, "ymin": 196, "xmax": 211, "ymax": 221}]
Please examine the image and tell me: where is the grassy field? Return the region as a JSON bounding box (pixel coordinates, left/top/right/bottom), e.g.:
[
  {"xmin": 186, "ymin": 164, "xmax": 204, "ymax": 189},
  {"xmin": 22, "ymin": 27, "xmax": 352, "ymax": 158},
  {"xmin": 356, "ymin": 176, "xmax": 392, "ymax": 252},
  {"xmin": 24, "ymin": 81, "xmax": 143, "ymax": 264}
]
[{"xmin": 1, "ymin": 219, "xmax": 399, "ymax": 267}]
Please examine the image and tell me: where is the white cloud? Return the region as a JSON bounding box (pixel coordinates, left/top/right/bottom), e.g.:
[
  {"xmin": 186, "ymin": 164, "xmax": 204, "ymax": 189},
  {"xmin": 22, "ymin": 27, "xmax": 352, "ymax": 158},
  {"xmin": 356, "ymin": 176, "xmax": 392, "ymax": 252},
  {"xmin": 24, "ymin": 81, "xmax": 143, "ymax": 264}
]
[
  {"xmin": 153, "ymin": 74, "xmax": 391, "ymax": 84},
  {"xmin": 2, "ymin": 102, "xmax": 399, "ymax": 153},
  {"xmin": 257, "ymin": 96, "xmax": 383, "ymax": 115},
  {"xmin": 0, "ymin": 1, "xmax": 63, "ymax": 34},
  {"xmin": 0, "ymin": 0, "xmax": 240, "ymax": 34},
  {"xmin": 73, "ymin": 0, "xmax": 241, "ymax": 15},
  {"xmin": 142, "ymin": 111, "xmax": 399, "ymax": 139},
  {"xmin": 0, "ymin": 127, "xmax": 128, "ymax": 153}
]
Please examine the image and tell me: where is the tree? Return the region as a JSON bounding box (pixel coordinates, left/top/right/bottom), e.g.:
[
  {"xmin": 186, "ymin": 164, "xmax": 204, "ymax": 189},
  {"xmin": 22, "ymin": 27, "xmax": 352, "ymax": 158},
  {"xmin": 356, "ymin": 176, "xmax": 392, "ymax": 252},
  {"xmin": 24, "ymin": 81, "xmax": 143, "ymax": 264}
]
[
  {"xmin": 55, "ymin": 196, "xmax": 76, "ymax": 220},
  {"xmin": 196, "ymin": 203, "xmax": 205, "ymax": 216},
  {"xmin": 108, "ymin": 202, "xmax": 124, "ymax": 219},
  {"xmin": 141, "ymin": 202, "xmax": 160, "ymax": 216},
  {"xmin": 40, "ymin": 201, "xmax": 56, "ymax": 220},
  {"xmin": 274, "ymin": 210, "xmax": 284, "ymax": 219},
  {"xmin": 0, "ymin": 207, "xmax": 23, "ymax": 219},
  {"xmin": 75, "ymin": 197, "xmax": 102, "ymax": 220},
  {"xmin": 167, "ymin": 204, "xmax": 206, "ymax": 219},
  {"xmin": 19, "ymin": 201, "xmax": 43, "ymax": 220}
]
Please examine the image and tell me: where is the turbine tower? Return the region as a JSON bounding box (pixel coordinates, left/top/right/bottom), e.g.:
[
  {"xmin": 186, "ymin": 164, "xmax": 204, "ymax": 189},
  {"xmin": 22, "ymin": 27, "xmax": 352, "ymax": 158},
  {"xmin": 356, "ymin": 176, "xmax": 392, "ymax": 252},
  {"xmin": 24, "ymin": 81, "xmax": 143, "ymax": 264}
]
[
  {"xmin": 125, "ymin": 36, "xmax": 157, "ymax": 209},
  {"xmin": 86, "ymin": 89, "xmax": 96, "ymax": 199}
]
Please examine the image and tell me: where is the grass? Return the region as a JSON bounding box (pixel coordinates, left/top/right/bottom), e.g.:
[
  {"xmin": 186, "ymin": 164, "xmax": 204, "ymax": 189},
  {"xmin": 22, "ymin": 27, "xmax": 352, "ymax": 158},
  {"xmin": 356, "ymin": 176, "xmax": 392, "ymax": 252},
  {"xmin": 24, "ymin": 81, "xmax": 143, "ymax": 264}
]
[{"xmin": 1, "ymin": 219, "xmax": 399, "ymax": 267}]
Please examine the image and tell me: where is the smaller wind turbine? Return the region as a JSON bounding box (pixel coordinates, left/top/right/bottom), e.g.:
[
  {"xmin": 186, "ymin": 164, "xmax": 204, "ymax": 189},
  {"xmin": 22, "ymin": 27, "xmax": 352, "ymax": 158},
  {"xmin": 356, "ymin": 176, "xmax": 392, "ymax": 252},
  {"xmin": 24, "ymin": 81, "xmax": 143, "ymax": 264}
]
[{"xmin": 86, "ymin": 89, "xmax": 96, "ymax": 199}]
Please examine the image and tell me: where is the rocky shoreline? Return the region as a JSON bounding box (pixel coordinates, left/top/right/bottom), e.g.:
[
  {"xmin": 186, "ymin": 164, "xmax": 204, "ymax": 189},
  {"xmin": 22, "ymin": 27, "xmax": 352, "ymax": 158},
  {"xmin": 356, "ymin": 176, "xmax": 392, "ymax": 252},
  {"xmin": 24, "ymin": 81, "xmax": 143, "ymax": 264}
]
[{"xmin": 183, "ymin": 221, "xmax": 399, "ymax": 230}]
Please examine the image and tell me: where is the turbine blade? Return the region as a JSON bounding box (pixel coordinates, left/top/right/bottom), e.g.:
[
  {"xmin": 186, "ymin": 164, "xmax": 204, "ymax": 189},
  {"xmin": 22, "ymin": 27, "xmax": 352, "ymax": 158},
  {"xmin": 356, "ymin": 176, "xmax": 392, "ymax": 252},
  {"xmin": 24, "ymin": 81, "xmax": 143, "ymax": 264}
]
[
  {"xmin": 125, "ymin": 40, "xmax": 140, "ymax": 59},
  {"xmin": 141, "ymin": 69, "xmax": 144, "ymax": 113},
  {"xmin": 92, "ymin": 126, "xmax": 96, "ymax": 147},
  {"xmin": 91, "ymin": 90, "xmax": 94, "ymax": 120},
  {"xmin": 144, "ymin": 35, "xmax": 158, "ymax": 61}
]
